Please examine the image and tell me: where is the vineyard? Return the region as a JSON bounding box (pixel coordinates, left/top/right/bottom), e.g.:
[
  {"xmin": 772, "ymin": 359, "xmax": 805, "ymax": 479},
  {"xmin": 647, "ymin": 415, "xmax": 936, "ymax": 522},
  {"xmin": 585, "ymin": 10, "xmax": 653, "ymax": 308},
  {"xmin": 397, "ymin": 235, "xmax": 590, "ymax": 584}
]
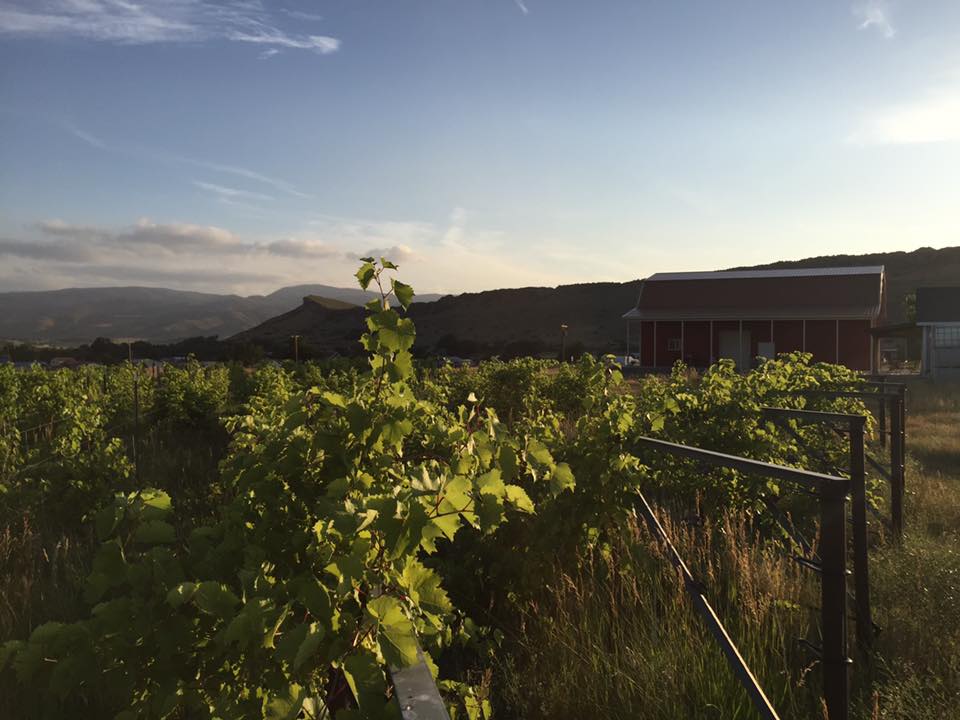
[{"xmin": 1, "ymin": 260, "xmax": 958, "ymax": 720}]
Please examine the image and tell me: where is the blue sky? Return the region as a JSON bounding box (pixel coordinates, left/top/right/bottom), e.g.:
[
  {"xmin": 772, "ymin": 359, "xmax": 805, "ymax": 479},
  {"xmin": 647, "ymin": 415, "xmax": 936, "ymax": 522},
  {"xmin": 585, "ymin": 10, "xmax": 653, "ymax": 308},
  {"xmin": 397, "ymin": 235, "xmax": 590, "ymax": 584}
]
[{"xmin": 1, "ymin": 1, "xmax": 959, "ymax": 295}]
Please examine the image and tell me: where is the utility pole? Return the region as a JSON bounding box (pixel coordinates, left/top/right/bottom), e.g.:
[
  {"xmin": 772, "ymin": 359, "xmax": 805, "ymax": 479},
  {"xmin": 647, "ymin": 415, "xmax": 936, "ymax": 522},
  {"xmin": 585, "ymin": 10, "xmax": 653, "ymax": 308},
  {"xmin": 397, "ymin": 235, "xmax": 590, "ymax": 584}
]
[
  {"xmin": 291, "ymin": 335, "xmax": 301, "ymax": 363},
  {"xmin": 560, "ymin": 324, "xmax": 569, "ymax": 363}
]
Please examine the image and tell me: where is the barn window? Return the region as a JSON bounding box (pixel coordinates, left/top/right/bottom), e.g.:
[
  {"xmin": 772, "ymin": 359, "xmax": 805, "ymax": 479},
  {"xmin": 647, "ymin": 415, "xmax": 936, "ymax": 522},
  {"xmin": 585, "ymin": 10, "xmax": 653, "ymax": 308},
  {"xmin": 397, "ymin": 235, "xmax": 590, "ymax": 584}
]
[
  {"xmin": 667, "ymin": 338, "xmax": 681, "ymax": 351},
  {"xmin": 934, "ymin": 327, "xmax": 960, "ymax": 348}
]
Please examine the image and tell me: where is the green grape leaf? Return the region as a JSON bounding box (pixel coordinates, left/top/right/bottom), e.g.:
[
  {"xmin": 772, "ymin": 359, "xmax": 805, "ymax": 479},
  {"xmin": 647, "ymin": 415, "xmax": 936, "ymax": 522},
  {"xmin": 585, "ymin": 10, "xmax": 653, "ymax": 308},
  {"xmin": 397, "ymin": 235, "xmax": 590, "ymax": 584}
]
[
  {"xmin": 392, "ymin": 280, "xmax": 414, "ymax": 309},
  {"xmin": 343, "ymin": 649, "xmax": 386, "ymax": 709},
  {"xmin": 263, "ymin": 683, "xmax": 306, "ymax": 720},
  {"xmin": 401, "ymin": 558, "xmax": 452, "ymax": 614},
  {"xmin": 367, "ymin": 595, "xmax": 419, "ymax": 669},
  {"xmin": 549, "ymin": 462, "xmax": 575, "ymax": 494},
  {"xmin": 133, "ymin": 520, "xmax": 176, "ymax": 545},
  {"xmin": 293, "ymin": 622, "xmax": 324, "ymax": 670},
  {"xmin": 166, "ymin": 582, "xmax": 197, "ymax": 608},
  {"xmin": 193, "ymin": 582, "xmax": 239, "ymax": 619},
  {"xmin": 476, "ymin": 469, "xmax": 505, "ymax": 498},
  {"xmin": 505, "ymin": 485, "xmax": 534, "ymax": 513}
]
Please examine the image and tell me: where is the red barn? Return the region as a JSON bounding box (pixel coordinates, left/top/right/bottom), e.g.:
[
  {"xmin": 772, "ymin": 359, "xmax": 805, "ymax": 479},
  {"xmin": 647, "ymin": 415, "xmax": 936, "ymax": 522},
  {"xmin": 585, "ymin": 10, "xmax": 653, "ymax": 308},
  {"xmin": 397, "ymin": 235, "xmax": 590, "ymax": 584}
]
[{"xmin": 622, "ymin": 267, "xmax": 885, "ymax": 372}]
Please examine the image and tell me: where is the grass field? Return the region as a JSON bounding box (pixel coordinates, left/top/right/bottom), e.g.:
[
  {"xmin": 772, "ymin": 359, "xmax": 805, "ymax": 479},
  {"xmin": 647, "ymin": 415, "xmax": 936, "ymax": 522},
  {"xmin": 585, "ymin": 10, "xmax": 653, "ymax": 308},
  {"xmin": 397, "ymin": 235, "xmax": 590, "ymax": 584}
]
[{"xmin": 493, "ymin": 379, "xmax": 960, "ymax": 719}]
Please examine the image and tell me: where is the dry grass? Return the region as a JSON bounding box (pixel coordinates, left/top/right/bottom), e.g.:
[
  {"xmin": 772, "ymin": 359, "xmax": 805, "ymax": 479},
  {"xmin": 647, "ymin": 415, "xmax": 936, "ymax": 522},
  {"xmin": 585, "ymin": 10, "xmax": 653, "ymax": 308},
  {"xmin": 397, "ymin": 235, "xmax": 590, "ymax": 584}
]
[
  {"xmin": 495, "ymin": 380, "xmax": 960, "ymax": 720},
  {"xmin": 0, "ymin": 515, "xmax": 91, "ymax": 642}
]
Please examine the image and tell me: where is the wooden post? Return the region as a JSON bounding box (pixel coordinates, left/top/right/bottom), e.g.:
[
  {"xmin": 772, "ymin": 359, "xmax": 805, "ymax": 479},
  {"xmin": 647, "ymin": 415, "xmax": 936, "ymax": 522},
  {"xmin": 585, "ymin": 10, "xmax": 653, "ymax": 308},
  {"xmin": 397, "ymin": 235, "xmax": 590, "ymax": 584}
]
[
  {"xmin": 890, "ymin": 393, "xmax": 904, "ymax": 540},
  {"xmin": 820, "ymin": 481, "xmax": 850, "ymax": 720},
  {"xmin": 878, "ymin": 380, "xmax": 886, "ymax": 449},
  {"xmin": 848, "ymin": 416, "xmax": 872, "ymax": 649}
]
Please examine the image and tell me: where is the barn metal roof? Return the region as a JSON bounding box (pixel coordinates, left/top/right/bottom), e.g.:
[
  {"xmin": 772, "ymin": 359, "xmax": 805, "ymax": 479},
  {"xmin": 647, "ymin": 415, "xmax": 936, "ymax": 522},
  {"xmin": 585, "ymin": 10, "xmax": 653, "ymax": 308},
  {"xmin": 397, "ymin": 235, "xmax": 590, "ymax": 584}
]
[
  {"xmin": 623, "ymin": 266, "xmax": 885, "ymax": 321},
  {"xmin": 647, "ymin": 266, "xmax": 884, "ymax": 281},
  {"xmin": 916, "ymin": 286, "xmax": 960, "ymax": 324}
]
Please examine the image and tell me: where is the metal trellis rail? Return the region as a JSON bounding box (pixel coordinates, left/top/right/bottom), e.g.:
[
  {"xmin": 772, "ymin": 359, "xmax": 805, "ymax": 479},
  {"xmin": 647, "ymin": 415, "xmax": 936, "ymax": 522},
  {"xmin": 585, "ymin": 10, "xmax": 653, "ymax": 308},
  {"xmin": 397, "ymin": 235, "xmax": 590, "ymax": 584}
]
[
  {"xmin": 633, "ymin": 436, "xmax": 852, "ymax": 720},
  {"xmin": 389, "ymin": 647, "xmax": 452, "ymax": 720}
]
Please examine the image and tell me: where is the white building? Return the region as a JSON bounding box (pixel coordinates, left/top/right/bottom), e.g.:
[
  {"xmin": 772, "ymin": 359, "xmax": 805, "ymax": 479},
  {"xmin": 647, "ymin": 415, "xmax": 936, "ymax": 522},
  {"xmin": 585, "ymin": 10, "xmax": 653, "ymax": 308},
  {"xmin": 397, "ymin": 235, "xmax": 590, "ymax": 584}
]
[{"xmin": 917, "ymin": 287, "xmax": 960, "ymax": 378}]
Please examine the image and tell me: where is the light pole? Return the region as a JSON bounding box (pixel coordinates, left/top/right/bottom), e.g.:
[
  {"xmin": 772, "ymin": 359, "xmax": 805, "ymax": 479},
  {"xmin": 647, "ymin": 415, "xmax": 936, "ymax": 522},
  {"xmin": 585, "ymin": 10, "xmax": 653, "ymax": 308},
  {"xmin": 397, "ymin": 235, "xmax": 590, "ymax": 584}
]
[{"xmin": 560, "ymin": 324, "xmax": 569, "ymax": 363}]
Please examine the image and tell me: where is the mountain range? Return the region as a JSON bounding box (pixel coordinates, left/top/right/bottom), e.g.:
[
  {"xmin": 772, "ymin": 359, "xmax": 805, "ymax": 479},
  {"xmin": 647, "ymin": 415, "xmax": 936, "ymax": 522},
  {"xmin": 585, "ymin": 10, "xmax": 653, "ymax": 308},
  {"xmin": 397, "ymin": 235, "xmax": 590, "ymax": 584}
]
[
  {"xmin": 230, "ymin": 245, "xmax": 960, "ymax": 358},
  {"xmin": 0, "ymin": 284, "xmax": 444, "ymax": 345},
  {"xmin": 3, "ymin": 245, "xmax": 958, "ymax": 352}
]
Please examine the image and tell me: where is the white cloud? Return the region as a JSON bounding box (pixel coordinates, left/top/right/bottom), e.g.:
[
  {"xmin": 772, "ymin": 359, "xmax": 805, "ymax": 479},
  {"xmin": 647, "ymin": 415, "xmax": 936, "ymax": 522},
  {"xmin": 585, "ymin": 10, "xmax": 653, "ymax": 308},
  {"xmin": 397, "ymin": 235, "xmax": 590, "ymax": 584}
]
[
  {"xmin": 0, "ymin": 0, "xmax": 341, "ymax": 55},
  {"xmin": 850, "ymin": 90, "xmax": 960, "ymax": 144},
  {"xmin": 514, "ymin": 0, "xmax": 529, "ymax": 16},
  {"xmin": 854, "ymin": 3, "xmax": 895, "ymax": 38},
  {"xmin": 266, "ymin": 238, "xmax": 339, "ymax": 258},
  {"xmin": 346, "ymin": 244, "xmax": 416, "ymax": 263},
  {"xmin": 0, "ymin": 210, "xmax": 571, "ymax": 295}
]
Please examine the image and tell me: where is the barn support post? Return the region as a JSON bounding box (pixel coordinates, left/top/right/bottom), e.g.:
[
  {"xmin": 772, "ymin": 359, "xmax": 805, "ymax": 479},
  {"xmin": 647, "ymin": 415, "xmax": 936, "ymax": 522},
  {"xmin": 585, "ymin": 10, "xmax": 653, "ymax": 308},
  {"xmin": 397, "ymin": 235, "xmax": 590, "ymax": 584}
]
[
  {"xmin": 738, "ymin": 320, "xmax": 744, "ymax": 371},
  {"xmin": 626, "ymin": 320, "xmax": 630, "ymax": 360},
  {"xmin": 653, "ymin": 321, "xmax": 658, "ymax": 370},
  {"xmin": 710, "ymin": 320, "xmax": 714, "ymax": 366},
  {"xmin": 681, "ymin": 320, "xmax": 685, "ymax": 364},
  {"xmin": 835, "ymin": 320, "xmax": 840, "ymax": 364},
  {"xmin": 639, "ymin": 321, "xmax": 644, "ymax": 367},
  {"xmin": 803, "ymin": 319, "xmax": 807, "ymax": 352}
]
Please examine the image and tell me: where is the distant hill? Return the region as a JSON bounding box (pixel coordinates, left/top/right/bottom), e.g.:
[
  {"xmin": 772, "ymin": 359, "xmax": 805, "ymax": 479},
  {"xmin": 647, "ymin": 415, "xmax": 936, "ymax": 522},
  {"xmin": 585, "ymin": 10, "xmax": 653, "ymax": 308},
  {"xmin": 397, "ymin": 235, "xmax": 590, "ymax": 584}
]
[
  {"xmin": 232, "ymin": 245, "xmax": 960, "ymax": 357},
  {"xmin": 0, "ymin": 284, "xmax": 442, "ymax": 345},
  {"xmin": 230, "ymin": 282, "xmax": 643, "ymax": 357}
]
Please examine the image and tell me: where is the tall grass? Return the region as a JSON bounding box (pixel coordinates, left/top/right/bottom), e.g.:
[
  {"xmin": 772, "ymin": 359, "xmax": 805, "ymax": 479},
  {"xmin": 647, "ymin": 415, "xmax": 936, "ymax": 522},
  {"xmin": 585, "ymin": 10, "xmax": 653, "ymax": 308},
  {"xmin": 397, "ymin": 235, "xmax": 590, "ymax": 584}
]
[
  {"xmin": 494, "ymin": 512, "xmax": 823, "ymax": 719},
  {"xmin": 494, "ymin": 382, "xmax": 960, "ymax": 720}
]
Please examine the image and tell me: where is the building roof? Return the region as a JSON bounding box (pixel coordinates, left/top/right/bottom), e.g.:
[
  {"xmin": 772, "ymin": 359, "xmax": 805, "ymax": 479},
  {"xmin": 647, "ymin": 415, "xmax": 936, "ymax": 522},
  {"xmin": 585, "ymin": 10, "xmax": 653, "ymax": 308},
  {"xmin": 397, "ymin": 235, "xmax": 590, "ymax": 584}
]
[
  {"xmin": 623, "ymin": 266, "xmax": 885, "ymax": 321},
  {"xmin": 916, "ymin": 286, "xmax": 960, "ymax": 324}
]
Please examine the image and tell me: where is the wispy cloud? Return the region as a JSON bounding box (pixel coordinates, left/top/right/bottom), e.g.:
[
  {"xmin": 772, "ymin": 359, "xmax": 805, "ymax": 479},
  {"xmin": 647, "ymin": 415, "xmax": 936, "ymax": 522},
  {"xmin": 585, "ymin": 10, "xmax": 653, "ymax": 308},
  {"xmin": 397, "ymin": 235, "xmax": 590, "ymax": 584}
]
[
  {"xmin": 64, "ymin": 123, "xmax": 107, "ymax": 148},
  {"xmin": 279, "ymin": 8, "xmax": 325, "ymax": 23},
  {"xmin": 514, "ymin": 0, "xmax": 530, "ymax": 16},
  {"xmin": 854, "ymin": 2, "xmax": 895, "ymax": 38},
  {"xmin": 226, "ymin": 28, "xmax": 339, "ymax": 53},
  {"xmin": 193, "ymin": 180, "xmax": 275, "ymax": 204},
  {"xmin": 178, "ymin": 155, "xmax": 311, "ymax": 199},
  {"xmin": 55, "ymin": 120, "xmax": 311, "ymax": 200},
  {"xmin": 0, "ymin": 1, "xmax": 341, "ymax": 55}
]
